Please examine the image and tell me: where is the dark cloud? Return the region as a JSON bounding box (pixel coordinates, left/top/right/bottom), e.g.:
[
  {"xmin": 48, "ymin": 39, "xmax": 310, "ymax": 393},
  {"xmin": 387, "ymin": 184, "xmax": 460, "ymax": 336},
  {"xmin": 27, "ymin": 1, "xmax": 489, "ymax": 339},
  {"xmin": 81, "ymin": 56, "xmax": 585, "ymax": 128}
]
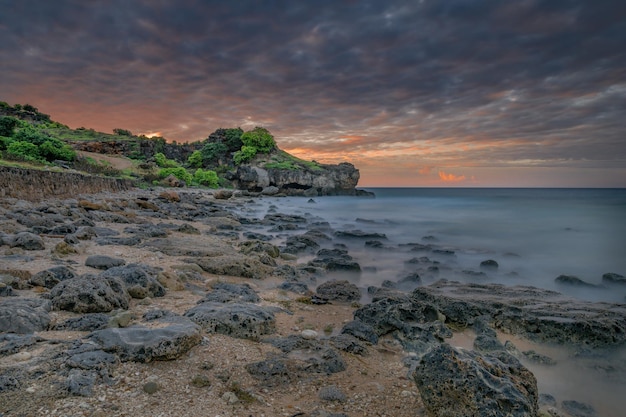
[{"xmin": 0, "ymin": 0, "xmax": 624, "ymax": 186}]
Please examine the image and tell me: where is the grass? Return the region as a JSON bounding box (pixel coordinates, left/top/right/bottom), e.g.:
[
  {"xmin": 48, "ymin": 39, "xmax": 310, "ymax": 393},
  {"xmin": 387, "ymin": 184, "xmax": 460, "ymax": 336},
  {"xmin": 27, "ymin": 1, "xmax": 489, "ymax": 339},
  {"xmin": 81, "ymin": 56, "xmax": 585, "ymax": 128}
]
[{"xmin": 263, "ymin": 150, "xmax": 323, "ymax": 171}]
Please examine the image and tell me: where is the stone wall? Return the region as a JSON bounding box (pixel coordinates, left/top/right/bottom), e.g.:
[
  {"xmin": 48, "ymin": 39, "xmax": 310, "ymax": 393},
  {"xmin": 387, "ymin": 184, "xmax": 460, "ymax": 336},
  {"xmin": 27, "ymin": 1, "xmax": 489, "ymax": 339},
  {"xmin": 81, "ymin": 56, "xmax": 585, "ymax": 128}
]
[{"xmin": 0, "ymin": 166, "xmax": 134, "ymax": 201}]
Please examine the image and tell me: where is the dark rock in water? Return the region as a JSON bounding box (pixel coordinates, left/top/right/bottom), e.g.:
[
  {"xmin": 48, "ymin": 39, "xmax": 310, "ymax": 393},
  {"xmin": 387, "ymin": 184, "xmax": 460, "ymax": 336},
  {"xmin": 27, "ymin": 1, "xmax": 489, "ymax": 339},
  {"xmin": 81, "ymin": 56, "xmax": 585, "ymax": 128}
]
[
  {"xmin": 432, "ymin": 249, "xmax": 455, "ymax": 256},
  {"xmin": 243, "ymin": 231, "xmax": 272, "ymax": 241},
  {"xmin": 85, "ymin": 255, "xmax": 126, "ymax": 270},
  {"xmin": 316, "ymin": 280, "xmax": 361, "ymax": 301},
  {"xmin": 282, "ymin": 234, "xmax": 321, "ymax": 254},
  {"xmin": 555, "ymin": 275, "xmax": 598, "ymax": 288},
  {"xmin": 364, "ymin": 240, "xmax": 384, "ymax": 248},
  {"xmin": 602, "ymin": 272, "xmax": 626, "ymax": 286},
  {"xmin": 539, "ymin": 393, "xmax": 557, "ymax": 407},
  {"xmin": 0, "ymin": 298, "xmax": 51, "ymax": 333},
  {"xmin": 100, "ymin": 264, "xmax": 165, "ymax": 299},
  {"xmin": 200, "ymin": 282, "xmax": 260, "ymax": 303},
  {"xmin": 480, "ymin": 259, "xmax": 499, "ymax": 269},
  {"xmin": 184, "ymin": 302, "xmax": 276, "ymax": 340},
  {"xmin": 50, "ymin": 274, "xmax": 130, "ymax": 313},
  {"xmin": 473, "ymin": 333, "xmax": 505, "ymax": 353},
  {"xmin": 340, "ymin": 320, "xmax": 379, "ymax": 344},
  {"xmin": 381, "ymin": 280, "xmax": 397, "ymax": 289},
  {"xmin": 561, "ymin": 400, "xmax": 598, "ymax": 417},
  {"xmin": 309, "ymin": 248, "xmax": 361, "ymax": 272},
  {"xmin": 54, "ymin": 313, "xmax": 110, "ymax": 331},
  {"xmin": 462, "ymin": 270, "xmax": 487, "ymax": 278},
  {"xmin": 413, "ymin": 344, "xmax": 538, "ymax": 417},
  {"xmin": 397, "ymin": 272, "xmax": 422, "ymax": 289},
  {"xmin": 334, "ymin": 230, "xmax": 387, "ymax": 239},
  {"xmin": 88, "ymin": 318, "xmax": 201, "ymax": 362},
  {"xmin": 9, "ymin": 232, "xmax": 44, "ymax": 250},
  {"xmin": 522, "ymin": 350, "xmax": 556, "ymax": 366},
  {"xmin": 239, "ymin": 240, "xmax": 280, "ymax": 258},
  {"xmin": 412, "ymin": 280, "xmax": 626, "ymax": 348}
]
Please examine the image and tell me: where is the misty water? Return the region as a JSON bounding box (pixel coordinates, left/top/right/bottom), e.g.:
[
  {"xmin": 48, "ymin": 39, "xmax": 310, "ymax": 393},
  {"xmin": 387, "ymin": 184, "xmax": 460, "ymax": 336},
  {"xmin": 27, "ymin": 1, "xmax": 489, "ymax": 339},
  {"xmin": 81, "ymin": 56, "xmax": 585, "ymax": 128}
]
[{"xmin": 237, "ymin": 187, "xmax": 626, "ymax": 416}]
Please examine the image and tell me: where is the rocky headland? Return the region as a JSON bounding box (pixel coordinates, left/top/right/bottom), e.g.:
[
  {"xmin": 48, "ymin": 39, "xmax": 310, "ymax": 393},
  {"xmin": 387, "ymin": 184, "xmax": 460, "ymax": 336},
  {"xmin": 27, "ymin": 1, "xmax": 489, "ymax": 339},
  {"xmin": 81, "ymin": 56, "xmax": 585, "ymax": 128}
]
[{"xmin": 1, "ymin": 187, "xmax": 624, "ymax": 417}]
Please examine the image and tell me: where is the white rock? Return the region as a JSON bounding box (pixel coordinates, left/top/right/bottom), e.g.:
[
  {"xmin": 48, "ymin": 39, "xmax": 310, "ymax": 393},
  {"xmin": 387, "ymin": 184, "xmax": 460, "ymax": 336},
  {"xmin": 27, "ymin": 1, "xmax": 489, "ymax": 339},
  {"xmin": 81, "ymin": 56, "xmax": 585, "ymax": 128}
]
[
  {"xmin": 301, "ymin": 329, "xmax": 318, "ymax": 340},
  {"xmin": 13, "ymin": 352, "xmax": 31, "ymax": 362}
]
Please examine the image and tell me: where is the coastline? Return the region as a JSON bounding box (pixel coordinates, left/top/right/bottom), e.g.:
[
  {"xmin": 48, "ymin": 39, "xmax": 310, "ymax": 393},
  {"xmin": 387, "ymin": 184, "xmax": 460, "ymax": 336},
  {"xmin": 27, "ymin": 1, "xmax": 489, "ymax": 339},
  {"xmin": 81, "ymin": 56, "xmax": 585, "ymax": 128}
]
[{"xmin": 1, "ymin": 187, "xmax": 624, "ymax": 417}]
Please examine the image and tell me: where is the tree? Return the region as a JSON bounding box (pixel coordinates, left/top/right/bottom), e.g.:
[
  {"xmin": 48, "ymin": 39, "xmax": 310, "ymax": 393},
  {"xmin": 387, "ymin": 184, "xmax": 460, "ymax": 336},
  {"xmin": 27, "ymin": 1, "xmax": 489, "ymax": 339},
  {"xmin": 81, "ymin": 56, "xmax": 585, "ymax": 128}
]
[
  {"xmin": 0, "ymin": 116, "xmax": 19, "ymax": 137},
  {"xmin": 113, "ymin": 128, "xmax": 133, "ymax": 136},
  {"xmin": 187, "ymin": 150, "xmax": 203, "ymax": 168},
  {"xmin": 154, "ymin": 152, "xmax": 178, "ymax": 168},
  {"xmin": 241, "ymin": 127, "xmax": 275, "ymax": 153},
  {"xmin": 233, "ymin": 145, "xmax": 258, "ymax": 165},
  {"xmin": 193, "ymin": 168, "xmax": 219, "ymax": 187}
]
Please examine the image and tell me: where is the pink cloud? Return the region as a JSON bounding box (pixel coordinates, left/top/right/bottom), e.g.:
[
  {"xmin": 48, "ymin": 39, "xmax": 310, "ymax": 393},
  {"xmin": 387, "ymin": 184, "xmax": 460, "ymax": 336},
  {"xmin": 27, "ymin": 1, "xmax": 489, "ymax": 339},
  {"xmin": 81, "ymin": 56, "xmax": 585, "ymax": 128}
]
[{"xmin": 438, "ymin": 171, "xmax": 466, "ymax": 182}]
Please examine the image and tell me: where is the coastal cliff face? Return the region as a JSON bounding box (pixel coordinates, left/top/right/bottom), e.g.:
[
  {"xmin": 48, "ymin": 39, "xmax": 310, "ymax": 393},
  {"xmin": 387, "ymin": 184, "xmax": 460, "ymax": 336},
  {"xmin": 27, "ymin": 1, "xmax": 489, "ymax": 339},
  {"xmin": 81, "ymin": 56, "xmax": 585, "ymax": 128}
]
[
  {"xmin": 70, "ymin": 140, "xmax": 201, "ymax": 163},
  {"xmin": 228, "ymin": 162, "xmax": 362, "ymax": 196},
  {"xmin": 0, "ymin": 166, "xmax": 133, "ymax": 201}
]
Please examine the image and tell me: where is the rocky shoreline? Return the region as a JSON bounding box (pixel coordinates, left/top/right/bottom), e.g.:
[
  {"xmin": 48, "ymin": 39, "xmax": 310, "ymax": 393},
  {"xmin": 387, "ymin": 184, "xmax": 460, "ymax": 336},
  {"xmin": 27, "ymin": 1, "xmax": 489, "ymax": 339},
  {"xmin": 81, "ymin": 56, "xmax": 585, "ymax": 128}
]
[{"xmin": 1, "ymin": 188, "xmax": 624, "ymax": 417}]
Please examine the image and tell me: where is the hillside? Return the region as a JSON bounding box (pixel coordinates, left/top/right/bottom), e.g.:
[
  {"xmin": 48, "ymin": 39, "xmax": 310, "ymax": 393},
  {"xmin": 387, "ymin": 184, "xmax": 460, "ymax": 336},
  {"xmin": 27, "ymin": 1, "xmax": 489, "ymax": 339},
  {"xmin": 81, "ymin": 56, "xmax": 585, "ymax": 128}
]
[{"xmin": 0, "ymin": 101, "xmax": 368, "ymax": 196}]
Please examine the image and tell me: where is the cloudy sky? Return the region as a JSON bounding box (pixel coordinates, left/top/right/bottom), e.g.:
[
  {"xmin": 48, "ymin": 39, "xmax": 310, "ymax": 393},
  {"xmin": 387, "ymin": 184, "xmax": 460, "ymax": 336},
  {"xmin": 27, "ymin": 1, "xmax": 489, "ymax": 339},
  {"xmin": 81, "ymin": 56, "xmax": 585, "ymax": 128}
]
[{"xmin": 1, "ymin": 0, "xmax": 625, "ymax": 187}]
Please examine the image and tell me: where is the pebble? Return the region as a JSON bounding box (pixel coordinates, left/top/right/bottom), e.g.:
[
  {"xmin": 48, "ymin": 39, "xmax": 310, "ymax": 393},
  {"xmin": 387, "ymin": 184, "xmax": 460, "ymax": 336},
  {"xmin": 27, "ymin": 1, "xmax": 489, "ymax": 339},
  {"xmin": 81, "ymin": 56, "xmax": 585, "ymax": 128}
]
[
  {"xmin": 301, "ymin": 329, "xmax": 318, "ymax": 339},
  {"xmin": 222, "ymin": 391, "xmax": 239, "ymax": 404},
  {"xmin": 13, "ymin": 352, "xmax": 32, "ymax": 362},
  {"xmin": 143, "ymin": 381, "xmax": 159, "ymax": 394}
]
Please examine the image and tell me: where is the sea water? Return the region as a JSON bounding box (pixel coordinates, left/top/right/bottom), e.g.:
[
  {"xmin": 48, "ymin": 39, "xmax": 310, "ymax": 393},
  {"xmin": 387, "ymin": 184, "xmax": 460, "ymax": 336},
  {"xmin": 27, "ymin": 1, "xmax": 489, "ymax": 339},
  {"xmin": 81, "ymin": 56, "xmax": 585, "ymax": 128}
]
[
  {"xmin": 243, "ymin": 187, "xmax": 626, "ymax": 416},
  {"xmin": 255, "ymin": 188, "xmax": 626, "ymax": 303}
]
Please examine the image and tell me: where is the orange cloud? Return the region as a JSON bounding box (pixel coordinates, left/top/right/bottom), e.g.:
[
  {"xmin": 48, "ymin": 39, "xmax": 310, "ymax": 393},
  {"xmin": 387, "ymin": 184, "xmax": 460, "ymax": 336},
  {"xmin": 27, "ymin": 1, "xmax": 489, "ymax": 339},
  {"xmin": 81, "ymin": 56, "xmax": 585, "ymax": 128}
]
[{"xmin": 438, "ymin": 171, "xmax": 466, "ymax": 182}]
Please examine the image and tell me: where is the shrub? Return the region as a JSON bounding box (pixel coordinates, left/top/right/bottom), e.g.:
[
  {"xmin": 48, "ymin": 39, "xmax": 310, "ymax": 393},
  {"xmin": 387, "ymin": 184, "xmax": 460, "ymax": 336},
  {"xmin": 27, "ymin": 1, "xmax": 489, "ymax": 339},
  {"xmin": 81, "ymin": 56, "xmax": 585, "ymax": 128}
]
[
  {"xmin": 223, "ymin": 127, "xmax": 244, "ymax": 151},
  {"xmin": 39, "ymin": 138, "xmax": 76, "ymax": 161},
  {"xmin": 194, "ymin": 168, "xmax": 219, "ymax": 187},
  {"xmin": 241, "ymin": 127, "xmax": 275, "ymax": 153},
  {"xmin": 113, "ymin": 128, "xmax": 133, "ymax": 136},
  {"xmin": 6, "ymin": 141, "xmax": 42, "ymax": 162},
  {"xmin": 233, "ymin": 145, "xmax": 257, "ymax": 165},
  {"xmin": 0, "ymin": 136, "xmax": 14, "ymax": 151},
  {"xmin": 12, "ymin": 125, "xmax": 50, "ymax": 145},
  {"xmin": 158, "ymin": 167, "xmax": 192, "ymax": 184},
  {"xmin": 0, "ymin": 116, "xmax": 19, "ymax": 136},
  {"xmin": 154, "ymin": 152, "xmax": 179, "ymax": 168},
  {"xmin": 200, "ymin": 141, "xmax": 228, "ymax": 165},
  {"xmin": 188, "ymin": 150, "xmax": 203, "ymax": 168}
]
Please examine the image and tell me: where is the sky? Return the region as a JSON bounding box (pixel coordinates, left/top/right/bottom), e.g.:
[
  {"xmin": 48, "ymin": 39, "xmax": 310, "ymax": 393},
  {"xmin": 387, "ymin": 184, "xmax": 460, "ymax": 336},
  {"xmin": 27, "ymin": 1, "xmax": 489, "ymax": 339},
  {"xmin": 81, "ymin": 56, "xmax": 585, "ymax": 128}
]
[{"xmin": 1, "ymin": 0, "xmax": 625, "ymax": 187}]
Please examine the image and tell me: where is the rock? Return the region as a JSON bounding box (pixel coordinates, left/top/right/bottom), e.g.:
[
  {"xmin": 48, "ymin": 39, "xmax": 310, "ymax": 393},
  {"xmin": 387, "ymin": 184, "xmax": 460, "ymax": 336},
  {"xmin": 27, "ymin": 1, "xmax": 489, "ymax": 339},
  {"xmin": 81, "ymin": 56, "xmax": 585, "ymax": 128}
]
[
  {"xmin": 278, "ymin": 281, "xmax": 311, "ymax": 295},
  {"xmin": 561, "ymin": 400, "xmax": 598, "ymax": 417},
  {"xmin": 282, "ymin": 234, "xmax": 320, "ymax": 254},
  {"xmin": 480, "ymin": 259, "xmax": 499, "ymax": 269},
  {"xmin": 109, "ymin": 311, "xmax": 133, "ymax": 328},
  {"xmin": 100, "ymin": 264, "xmax": 166, "ymax": 299},
  {"xmin": 88, "ymin": 318, "xmax": 201, "ymax": 362},
  {"xmin": 340, "ymin": 320, "xmax": 379, "ymax": 344},
  {"xmin": 334, "ymin": 230, "xmax": 387, "ymax": 239},
  {"xmin": 412, "ymin": 280, "xmax": 626, "ymax": 348},
  {"xmin": 554, "ymin": 275, "xmax": 597, "ymax": 287},
  {"xmin": 319, "ymin": 385, "xmax": 346, "ymax": 402},
  {"xmin": 66, "ymin": 349, "xmax": 117, "ymax": 371},
  {"xmin": 85, "ymin": 255, "xmax": 126, "ymax": 270},
  {"xmin": 602, "ymin": 272, "xmax": 626, "ymax": 286},
  {"xmin": 143, "ymin": 381, "xmax": 159, "ymax": 394},
  {"xmin": 184, "ymin": 302, "xmax": 276, "ymax": 340},
  {"xmin": 522, "ymin": 350, "xmax": 556, "ymax": 365},
  {"xmin": 413, "ymin": 344, "xmax": 538, "ymax": 417},
  {"xmin": 213, "ymin": 190, "xmax": 234, "ymax": 200},
  {"xmin": 316, "ymin": 280, "xmax": 361, "ymax": 301},
  {"xmin": 309, "ymin": 248, "xmax": 361, "ymax": 272},
  {"xmin": 159, "ymin": 190, "xmax": 180, "ymax": 202},
  {"xmin": 261, "ymin": 186, "xmax": 280, "ymax": 195},
  {"xmin": 189, "ymin": 255, "xmax": 273, "ymax": 279},
  {"xmin": 50, "ymin": 274, "xmax": 130, "ymax": 313},
  {"xmin": 66, "ymin": 369, "xmax": 97, "ymax": 396},
  {"xmin": 239, "ymin": 240, "xmax": 280, "ymax": 258},
  {"xmin": 9, "ymin": 232, "xmax": 44, "ymax": 250},
  {"xmin": 329, "ymin": 334, "xmax": 367, "ymax": 355},
  {"xmin": 96, "ymin": 236, "xmax": 142, "ymax": 246},
  {"xmin": 301, "ymin": 329, "xmax": 319, "ymax": 340},
  {"xmin": 0, "ymin": 298, "xmax": 51, "ymax": 333},
  {"xmin": 200, "ymin": 282, "xmax": 260, "ymax": 303},
  {"xmin": 29, "ymin": 266, "xmax": 77, "ymax": 288},
  {"xmin": 0, "ymin": 284, "xmax": 15, "ymax": 297},
  {"xmin": 54, "ymin": 313, "xmax": 110, "ymax": 331},
  {"xmin": 163, "ymin": 174, "xmax": 184, "ymax": 187},
  {"xmin": 176, "ymin": 223, "xmax": 200, "ymax": 234}
]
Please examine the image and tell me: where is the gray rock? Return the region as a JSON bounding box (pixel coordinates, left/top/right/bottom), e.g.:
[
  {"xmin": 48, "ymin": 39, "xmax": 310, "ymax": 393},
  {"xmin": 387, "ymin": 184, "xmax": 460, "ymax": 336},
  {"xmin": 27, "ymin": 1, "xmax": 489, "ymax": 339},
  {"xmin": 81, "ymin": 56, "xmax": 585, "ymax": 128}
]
[
  {"xmin": 316, "ymin": 280, "xmax": 361, "ymax": 301},
  {"xmin": 184, "ymin": 302, "xmax": 276, "ymax": 340},
  {"xmin": 66, "ymin": 350, "xmax": 117, "ymax": 371},
  {"xmin": 239, "ymin": 240, "xmax": 280, "ymax": 258},
  {"xmin": 9, "ymin": 232, "xmax": 44, "ymax": 250},
  {"xmin": 412, "ymin": 280, "xmax": 626, "ymax": 348},
  {"xmin": 309, "ymin": 249, "xmax": 361, "ymax": 272},
  {"xmin": 522, "ymin": 350, "xmax": 556, "ymax": 365},
  {"xmin": 329, "ymin": 334, "xmax": 367, "ymax": 355},
  {"xmin": 340, "ymin": 320, "xmax": 379, "ymax": 344},
  {"xmin": 0, "ymin": 298, "xmax": 51, "ymax": 333},
  {"xmin": 54, "ymin": 313, "xmax": 110, "ymax": 331},
  {"xmin": 480, "ymin": 259, "xmax": 499, "ymax": 269},
  {"xmin": 88, "ymin": 319, "xmax": 201, "ymax": 362},
  {"xmin": 561, "ymin": 400, "xmax": 598, "ymax": 417},
  {"xmin": 278, "ymin": 281, "xmax": 311, "ymax": 295},
  {"xmin": 85, "ymin": 255, "xmax": 126, "ymax": 270},
  {"xmin": 100, "ymin": 264, "xmax": 165, "ymax": 299},
  {"xmin": 334, "ymin": 230, "xmax": 387, "ymax": 239},
  {"xmin": 200, "ymin": 282, "xmax": 260, "ymax": 303},
  {"xmin": 96, "ymin": 236, "xmax": 141, "ymax": 246},
  {"xmin": 555, "ymin": 275, "xmax": 598, "ymax": 288},
  {"xmin": 0, "ymin": 284, "xmax": 15, "ymax": 297},
  {"xmin": 66, "ymin": 369, "xmax": 97, "ymax": 396},
  {"xmin": 282, "ymin": 234, "xmax": 320, "ymax": 254},
  {"xmin": 318, "ymin": 385, "xmax": 346, "ymax": 402},
  {"xmin": 414, "ymin": 343, "xmax": 538, "ymax": 417},
  {"xmin": 29, "ymin": 266, "xmax": 77, "ymax": 288},
  {"xmin": 602, "ymin": 272, "xmax": 626, "ymax": 286},
  {"xmin": 0, "ymin": 334, "xmax": 42, "ymax": 356},
  {"xmin": 50, "ymin": 274, "xmax": 130, "ymax": 313},
  {"xmin": 189, "ymin": 255, "xmax": 273, "ymax": 279},
  {"xmin": 261, "ymin": 186, "xmax": 280, "ymax": 195},
  {"xmin": 0, "ymin": 374, "xmax": 20, "ymax": 392}
]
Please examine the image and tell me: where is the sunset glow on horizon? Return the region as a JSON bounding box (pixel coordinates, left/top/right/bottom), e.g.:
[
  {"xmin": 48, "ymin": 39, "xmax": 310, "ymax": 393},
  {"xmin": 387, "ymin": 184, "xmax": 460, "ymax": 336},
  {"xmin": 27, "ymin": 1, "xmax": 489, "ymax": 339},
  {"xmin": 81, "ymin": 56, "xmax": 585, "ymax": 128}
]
[{"xmin": 1, "ymin": 1, "xmax": 624, "ymax": 188}]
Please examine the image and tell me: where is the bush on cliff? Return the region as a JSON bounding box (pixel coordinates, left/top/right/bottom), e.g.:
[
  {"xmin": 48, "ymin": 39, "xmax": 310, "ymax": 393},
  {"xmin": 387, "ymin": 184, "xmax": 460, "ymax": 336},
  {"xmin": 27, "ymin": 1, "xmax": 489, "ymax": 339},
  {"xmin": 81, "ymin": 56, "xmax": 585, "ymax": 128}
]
[
  {"xmin": 193, "ymin": 168, "xmax": 219, "ymax": 187},
  {"xmin": 188, "ymin": 150, "xmax": 203, "ymax": 168},
  {"xmin": 0, "ymin": 116, "xmax": 19, "ymax": 136},
  {"xmin": 154, "ymin": 152, "xmax": 179, "ymax": 168},
  {"xmin": 241, "ymin": 127, "xmax": 275, "ymax": 153},
  {"xmin": 158, "ymin": 167, "xmax": 192, "ymax": 185},
  {"xmin": 6, "ymin": 141, "xmax": 41, "ymax": 162}
]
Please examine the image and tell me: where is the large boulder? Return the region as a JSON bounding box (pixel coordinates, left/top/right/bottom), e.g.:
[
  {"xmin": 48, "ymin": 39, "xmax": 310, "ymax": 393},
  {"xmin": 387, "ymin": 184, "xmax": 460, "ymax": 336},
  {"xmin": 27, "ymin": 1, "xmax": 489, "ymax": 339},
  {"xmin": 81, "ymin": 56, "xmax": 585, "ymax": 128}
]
[
  {"xmin": 184, "ymin": 302, "xmax": 276, "ymax": 340},
  {"xmin": 50, "ymin": 274, "xmax": 130, "ymax": 313},
  {"xmin": 29, "ymin": 266, "xmax": 77, "ymax": 288},
  {"xmin": 9, "ymin": 232, "xmax": 44, "ymax": 250},
  {"xmin": 316, "ymin": 280, "xmax": 361, "ymax": 301},
  {"xmin": 100, "ymin": 263, "xmax": 165, "ymax": 299},
  {"xmin": 414, "ymin": 344, "xmax": 538, "ymax": 417},
  {"xmin": 0, "ymin": 298, "xmax": 51, "ymax": 333}
]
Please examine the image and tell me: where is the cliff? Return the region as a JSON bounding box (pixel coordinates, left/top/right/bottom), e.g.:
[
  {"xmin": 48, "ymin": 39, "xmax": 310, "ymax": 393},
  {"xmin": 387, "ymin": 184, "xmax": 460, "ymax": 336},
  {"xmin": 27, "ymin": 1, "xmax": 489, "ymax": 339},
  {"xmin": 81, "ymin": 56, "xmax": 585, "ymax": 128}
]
[{"xmin": 0, "ymin": 166, "xmax": 134, "ymax": 201}]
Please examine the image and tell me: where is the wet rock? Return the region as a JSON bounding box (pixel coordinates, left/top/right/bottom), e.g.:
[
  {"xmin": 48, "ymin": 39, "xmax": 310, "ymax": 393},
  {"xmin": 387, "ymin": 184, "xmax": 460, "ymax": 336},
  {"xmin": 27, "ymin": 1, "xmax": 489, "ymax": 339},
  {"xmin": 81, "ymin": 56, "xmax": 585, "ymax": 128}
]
[
  {"xmin": 554, "ymin": 275, "xmax": 598, "ymax": 288},
  {"xmin": 413, "ymin": 343, "xmax": 538, "ymax": 417},
  {"xmin": 334, "ymin": 230, "xmax": 387, "ymax": 239},
  {"xmin": 54, "ymin": 313, "xmax": 110, "ymax": 331},
  {"xmin": 189, "ymin": 254, "xmax": 273, "ymax": 279},
  {"xmin": 282, "ymin": 234, "xmax": 320, "ymax": 254},
  {"xmin": 239, "ymin": 240, "xmax": 280, "ymax": 258},
  {"xmin": 480, "ymin": 259, "xmax": 499, "ymax": 269},
  {"xmin": 561, "ymin": 400, "xmax": 598, "ymax": 417},
  {"xmin": 309, "ymin": 248, "xmax": 361, "ymax": 272},
  {"xmin": 316, "ymin": 280, "xmax": 361, "ymax": 301},
  {"xmin": 340, "ymin": 320, "xmax": 379, "ymax": 344},
  {"xmin": 602, "ymin": 272, "xmax": 626, "ymax": 286},
  {"xmin": 0, "ymin": 284, "xmax": 15, "ymax": 297},
  {"xmin": 50, "ymin": 274, "xmax": 130, "ymax": 313},
  {"xmin": 85, "ymin": 255, "xmax": 126, "ymax": 270},
  {"xmin": 9, "ymin": 232, "xmax": 44, "ymax": 250},
  {"xmin": 184, "ymin": 302, "xmax": 276, "ymax": 340},
  {"xmin": 100, "ymin": 264, "xmax": 166, "ymax": 299},
  {"xmin": 0, "ymin": 298, "xmax": 51, "ymax": 333},
  {"xmin": 200, "ymin": 282, "xmax": 260, "ymax": 303},
  {"xmin": 88, "ymin": 318, "xmax": 201, "ymax": 362}
]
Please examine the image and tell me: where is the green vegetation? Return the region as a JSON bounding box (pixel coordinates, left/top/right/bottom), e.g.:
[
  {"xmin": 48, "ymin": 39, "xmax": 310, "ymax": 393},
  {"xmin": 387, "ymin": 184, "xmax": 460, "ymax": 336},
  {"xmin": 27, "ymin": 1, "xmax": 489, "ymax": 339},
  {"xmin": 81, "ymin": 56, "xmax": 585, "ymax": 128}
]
[
  {"xmin": 0, "ymin": 116, "xmax": 19, "ymax": 136},
  {"xmin": 158, "ymin": 167, "xmax": 192, "ymax": 184},
  {"xmin": 233, "ymin": 145, "xmax": 257, "ymax": 165},
  {"xmin": 187, "ymin": 150, "xmax": 203, "ymax": 168},
  {"xmin": 154, "ymin": 152, "xmax": 179, "ymax": 168},
  {"xmin": 232, "ymin": 127, "xmax": 276, "ymax": 165},
  {"xmin": 113, "ymin": 128, "xmax": 132, "ymax": 136},
  {"xmin": 264, "ymin": 150, "xmax": 322, "ymax": 171},
  {"xmin": 193, "ymin": 168, "xmax": 219, "ymax": 187}
]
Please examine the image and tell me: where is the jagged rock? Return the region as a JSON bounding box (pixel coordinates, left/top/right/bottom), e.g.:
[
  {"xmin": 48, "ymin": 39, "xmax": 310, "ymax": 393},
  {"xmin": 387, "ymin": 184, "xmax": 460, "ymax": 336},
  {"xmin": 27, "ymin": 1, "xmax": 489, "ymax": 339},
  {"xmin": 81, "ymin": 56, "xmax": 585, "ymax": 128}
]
[
  {"xmin": 29, "ymin": 266, "xmax": 77, "ymax": 288},
  {"xmin": 213, "ymin": 190, "xmax": 233, "ymax": 200},
  {"xmin": 602, "ymin": 272, "xmax": 626, "ymax": 286},
  {"xmin": 100, "ymin": 264, "xmax": 166, "ymax": 299},
  {"xmin": 316, "ymin": 280, "xmax": 361, "ymax": 301},
  {"xmin": 50, "ymin": 274, "xmax": 130, "ymax": 313},
  {"xmin": 54, "ymin": 314, "xmax": 110, "ymax": 331},
  {"xmin": 239, "ymin": 240, "xmax": 280, "ymax": 258},
  {"xmin": 278, "ymin": 281, "xmax": 311, "ymax": 295},
  {"xmin": 189, "ymin": 254, "xmax": 273, "ymax": 279},
  {"xmin": 318, "ymin": 385, "xmax": 346, "ymax": 402},
  {"xmin": 66, "ymin": 369, "xmax": 97, "ymax": 396},
  {"xmin": 329, "ymin": 333, "xmax": 367, "ymax": 355},
  {"xmin": 0, "ymin": 298, "xmax": 51, "ymax": 333},
  {"xmin": 340, "ymin": 320, "xmax": 379, "ymax": 344},
  {"xmin": 9, "ymin": 232, "xmax": 44, "ymax": 250},
  {"xmin": 0, "ymin": 284, "xmax": 14, "ymax": 297},
  {"xmin": 88, "ymin": 317, "xmax": 201, "ymax": 362},
  {"xmin": 555, "ymin": 275, "xmax": 598, "ymax": 288},
  {"xmin": 309, "ymin": 248, "xmax": 361, "ymax": 272},
  {"xmin": 283, "ymin": 234, "xmax": 321, "ymax": 254},
  {"xmin": 414, "ymin": 344, "xmax": 538, "ymax": 417},
  {"xmin": 480, "ymin": 259, "xmax": 499, "ymax": 269},
  {"xmin": 85, "ymin": 255, "xmax": 126, "ymax": 270},
  {"xmin": 184, "ymin": 302, "xmax": 276, "ymax": 340},
  {"xmin": 334, "ymin": 230, "xmax": 387, "ymax": 239},
  {"xmin": 561, "ymin": 400, "xmax": 598, "ymax": 417},
  {"xmin": 411, "ymin": 280, "xmax": 626, "ymax": 348},
  {"xmin": 199, "ymin": 282, "xmax": 260, "ymax": 303}
]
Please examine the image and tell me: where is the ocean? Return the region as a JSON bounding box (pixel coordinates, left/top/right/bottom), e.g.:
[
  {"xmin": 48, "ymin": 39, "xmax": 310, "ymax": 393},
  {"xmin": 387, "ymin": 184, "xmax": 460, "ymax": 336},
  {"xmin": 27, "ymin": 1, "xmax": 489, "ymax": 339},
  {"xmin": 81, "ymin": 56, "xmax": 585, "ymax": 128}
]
[{"xmin": 256, "ymin": 187, "xmax": 626, "ymax": 303}]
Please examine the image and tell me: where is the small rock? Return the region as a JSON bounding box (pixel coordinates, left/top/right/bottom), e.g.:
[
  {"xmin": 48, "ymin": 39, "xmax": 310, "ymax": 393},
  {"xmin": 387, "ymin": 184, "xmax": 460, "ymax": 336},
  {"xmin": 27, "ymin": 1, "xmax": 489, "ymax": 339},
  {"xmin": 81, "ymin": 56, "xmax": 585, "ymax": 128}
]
[
  {"xmin": 143, "ymin": 381, "xmax": 159, "ymax": 394},
  {"xmin": 561, "ymin": 400, "xmax": 598, "ymax": 417},
  {"xmin": 10, "ymin": 232, "xmax": 44, "ymax": 251},
  {"xmin": 318, "ymin": 385, "xmax": 346, "ymax": 402},
  {"xmin": 222, "ymin": 391, "xmax": 239, "ymax": 404},
  {"xmin": 480, "ymin": 259, "xmax": 499, "ymax": 269},
  {"xmin": 213, "ymin": 190, "xmax": 234, "ymax": 200},
  {"xmin": 12, "ymin": 352, "xmax": 32, "ymax": 362},
  {"xmin": 301, "ymin": 329, "xmax": 319, "ymax": 340},
  {"xmin": 191, "ymin": 374, "xmax": 212, "ymax": 388},
  {"xmin": 602, "ymin": 272, "xmax": 626, "ymax": 286},
  {"xmin": 85, "ymin": 255, "xmax": 126, "ymax": 270}
]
